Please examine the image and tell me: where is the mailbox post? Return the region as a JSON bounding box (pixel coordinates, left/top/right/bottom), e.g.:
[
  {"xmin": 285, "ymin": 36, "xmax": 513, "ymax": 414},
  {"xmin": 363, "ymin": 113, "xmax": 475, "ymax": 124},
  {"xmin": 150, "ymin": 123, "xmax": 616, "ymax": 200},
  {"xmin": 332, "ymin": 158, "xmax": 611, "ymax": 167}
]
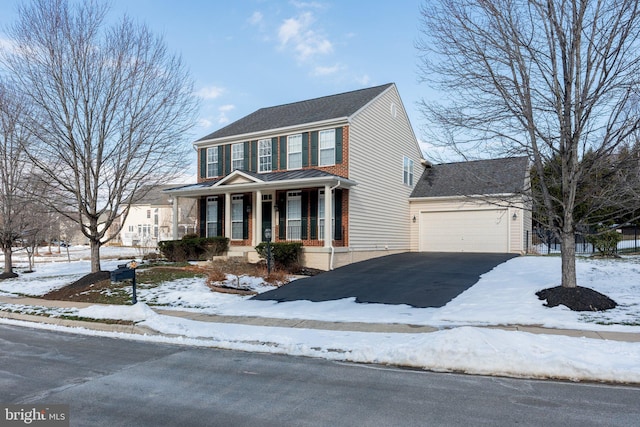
[{"xmin": 110, "ymin": 261, "xmax": 138, "ymax": 304}]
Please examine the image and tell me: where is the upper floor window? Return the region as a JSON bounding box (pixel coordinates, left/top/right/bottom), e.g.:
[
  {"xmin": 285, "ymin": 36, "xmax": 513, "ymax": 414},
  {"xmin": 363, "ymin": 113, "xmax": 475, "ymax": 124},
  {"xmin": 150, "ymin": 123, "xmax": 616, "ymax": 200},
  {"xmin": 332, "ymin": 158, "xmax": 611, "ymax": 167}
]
[
  {"xmin": 232, "ymin": 143, "xmax": 244, "ymax": 171},
  {"xmin": 207, "ymin": 147, "xmax": 218, "ymax": 177},
  {"xmin": 319, "ymin": 129, "xmax": 335, "ymax": 166},
  {"xmin": 258, "ymin": 139, "xmax": 272, "ymax": 172},
  {"xmin": 288, "ymin": 134, "xmax": 302, "ymax": 169},
  {"xmin": 403, "ymin": 156, "xmax": 414, "ymax": 186}
]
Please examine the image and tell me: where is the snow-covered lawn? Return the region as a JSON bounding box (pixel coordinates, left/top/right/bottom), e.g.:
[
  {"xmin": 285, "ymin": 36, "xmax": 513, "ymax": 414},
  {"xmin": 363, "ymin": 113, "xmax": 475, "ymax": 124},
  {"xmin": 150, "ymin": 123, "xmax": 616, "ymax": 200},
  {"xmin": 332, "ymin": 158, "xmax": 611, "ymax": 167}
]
[{"xmin": 1, "ymin": 248, "xmax": 639, "ymax": 383}]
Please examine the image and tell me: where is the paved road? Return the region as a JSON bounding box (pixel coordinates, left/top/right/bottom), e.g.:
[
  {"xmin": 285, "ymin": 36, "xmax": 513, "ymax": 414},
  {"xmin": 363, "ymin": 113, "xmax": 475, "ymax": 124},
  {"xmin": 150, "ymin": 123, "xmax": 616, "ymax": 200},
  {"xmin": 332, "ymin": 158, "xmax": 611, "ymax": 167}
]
[
  {"xmin": 254, "ymin": 252, "xmax": 517, "ymax": 307},
  {"xmin": 1, "ymin": 324, "xmax": 638, "ymax": 427}
]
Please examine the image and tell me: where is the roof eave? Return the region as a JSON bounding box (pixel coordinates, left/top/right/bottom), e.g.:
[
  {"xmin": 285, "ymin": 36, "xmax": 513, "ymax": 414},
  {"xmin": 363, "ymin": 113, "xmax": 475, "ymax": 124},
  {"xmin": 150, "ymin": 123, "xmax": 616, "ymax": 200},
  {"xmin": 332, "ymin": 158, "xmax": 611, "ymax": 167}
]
[{"xmin": 165, "ymin": 175, "xmax": 357, "ymax": 198}]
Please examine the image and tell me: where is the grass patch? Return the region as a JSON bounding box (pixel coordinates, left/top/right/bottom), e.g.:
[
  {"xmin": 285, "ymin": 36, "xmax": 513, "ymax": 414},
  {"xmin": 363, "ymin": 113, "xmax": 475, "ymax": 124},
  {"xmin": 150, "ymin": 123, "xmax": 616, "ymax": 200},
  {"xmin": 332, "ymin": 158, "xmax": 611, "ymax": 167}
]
[{"xmin": 136, "ymin": 266, "xmax": 206, "ymax": 285}]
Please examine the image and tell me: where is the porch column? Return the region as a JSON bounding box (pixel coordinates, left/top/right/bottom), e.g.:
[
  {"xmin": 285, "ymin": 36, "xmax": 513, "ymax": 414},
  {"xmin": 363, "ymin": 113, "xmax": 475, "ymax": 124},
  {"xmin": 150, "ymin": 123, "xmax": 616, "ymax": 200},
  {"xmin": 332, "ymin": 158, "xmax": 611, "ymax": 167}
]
[
  {"xmin": 254, "ymin": 190, "xmax": 262, "ymax": 246},
  {"xmin": 324, "ymin": 184, "xmax": 332, "ymax": 248},
  {"xmin": 225, "ymin": 192, "xmax": 231, "ymax": 239},
  {"xmin": 172, "ymin": 196, "xmax": 179, "ymax": 240}
]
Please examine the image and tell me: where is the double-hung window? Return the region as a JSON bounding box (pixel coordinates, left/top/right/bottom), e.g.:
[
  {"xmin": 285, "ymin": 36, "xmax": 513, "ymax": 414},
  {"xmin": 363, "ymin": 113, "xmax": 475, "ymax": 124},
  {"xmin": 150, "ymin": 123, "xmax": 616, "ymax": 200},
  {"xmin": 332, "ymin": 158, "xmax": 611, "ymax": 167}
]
[
  {"xmin": 207, "ymin": 147, "xmax": 218, "ymax": 177},
  {"xmin": 232, "ymin": 143, "xmax": 244, "ymax": 171},
  {"xmin": 206, "ymin": 196, "xmax": 218, "ymax": 237},
  {"xmin": 286, "ymin": 191, "xmax": 302, "ymax": 240},
  {"xmin": 319, "ymin": 129, "xmax": 335, "ymax": 166},
  {"xmin": 287, "ymin": 134, "xmax": 302, "ymax": 169},
  {"xmin": 231, "ymin": 195, "xmax": 243, "ymax": 240},
  {"xmin": 258, "ymin": 139, "xmax": 272, "ymax": 172},
  {"xmin": 318, "ymin": 190, "xmax": 335, "ymax": 240},
  {"xmin": 403, "ymin": 156, "xmax": 414, "ymax": 186}
]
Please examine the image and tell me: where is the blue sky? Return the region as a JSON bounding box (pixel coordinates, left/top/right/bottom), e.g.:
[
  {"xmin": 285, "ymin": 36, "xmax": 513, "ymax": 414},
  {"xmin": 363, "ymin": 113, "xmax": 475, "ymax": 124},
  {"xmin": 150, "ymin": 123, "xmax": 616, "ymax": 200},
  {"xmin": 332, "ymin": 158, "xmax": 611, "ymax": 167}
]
[{"xmin": 1, "ymin": 0, "xmax": 446, "ymax": 159}]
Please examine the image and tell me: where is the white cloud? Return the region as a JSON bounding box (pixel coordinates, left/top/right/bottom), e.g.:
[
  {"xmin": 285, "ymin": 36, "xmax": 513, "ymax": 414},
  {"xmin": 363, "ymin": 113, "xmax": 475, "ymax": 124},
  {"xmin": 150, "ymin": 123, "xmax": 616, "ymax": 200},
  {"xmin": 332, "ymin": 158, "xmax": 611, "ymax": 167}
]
[
  {"xmin": 195, "ymin": 86, "xmax": 225, "ymax": 100},
  {"xmin": 248, "ymin": 11, "xmax": 263, "ymax": 26},
  {"xmin": 217, "ymin": 104, "xmax": 235, "ymax": 124},
  {"xmin": 355, "ymin": 74, "xmax": 371, "ymax": 86},
  {"xmin": 312, "ymin": 63, "xmax": 342, "ymax": 76},
  {"xmin": 278, "ymin": 12, "xmax": 333, "ymax": 61}
]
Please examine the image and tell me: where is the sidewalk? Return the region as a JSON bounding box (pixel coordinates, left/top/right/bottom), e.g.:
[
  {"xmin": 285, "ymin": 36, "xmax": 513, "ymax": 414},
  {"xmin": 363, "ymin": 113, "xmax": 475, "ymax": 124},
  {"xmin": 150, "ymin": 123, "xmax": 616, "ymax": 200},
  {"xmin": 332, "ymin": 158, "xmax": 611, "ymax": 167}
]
[{"xmin": 1, "ymin": 295, "xmax": 639, "ymax": 342}]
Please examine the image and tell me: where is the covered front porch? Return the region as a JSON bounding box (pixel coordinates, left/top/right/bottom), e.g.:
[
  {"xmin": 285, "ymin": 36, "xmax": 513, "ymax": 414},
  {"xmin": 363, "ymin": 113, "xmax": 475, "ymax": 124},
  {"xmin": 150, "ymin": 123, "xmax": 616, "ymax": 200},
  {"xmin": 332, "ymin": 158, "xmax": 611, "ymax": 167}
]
[{"xmin": 165, "ymin": 170, "xmax": 356, "ymax": 268}]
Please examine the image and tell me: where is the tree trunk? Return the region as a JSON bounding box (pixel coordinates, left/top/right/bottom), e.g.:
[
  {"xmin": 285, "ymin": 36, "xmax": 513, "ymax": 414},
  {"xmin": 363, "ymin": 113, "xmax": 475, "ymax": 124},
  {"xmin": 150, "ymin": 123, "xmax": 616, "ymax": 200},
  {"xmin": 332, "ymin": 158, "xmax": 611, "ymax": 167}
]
[
  {"xmin": 90, "ymin": 239, "xmax": 101, "ymax": 273},
  {"xmin": 560, "ymin": 230, "xmax": 577, "ymax": 288},
  {"xmin": 3, "ymin": 246, "xmax": 13, "ymax": 274}
]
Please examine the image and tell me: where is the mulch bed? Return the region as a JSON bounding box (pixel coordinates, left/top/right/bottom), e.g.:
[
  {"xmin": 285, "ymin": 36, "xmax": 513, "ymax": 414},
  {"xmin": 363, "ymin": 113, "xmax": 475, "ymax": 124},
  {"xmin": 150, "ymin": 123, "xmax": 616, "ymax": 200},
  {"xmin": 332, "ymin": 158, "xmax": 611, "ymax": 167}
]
[
  {"xmin": 536, "ymin": 286, "xmax": 617, "ymax": 311},
  {"xmin": 42, "ymin": 271, "xmax": 111, "ymax": 301},
  {"xmin": 0, "ymin": 272, "xmax": 19, "ymax": 280}
]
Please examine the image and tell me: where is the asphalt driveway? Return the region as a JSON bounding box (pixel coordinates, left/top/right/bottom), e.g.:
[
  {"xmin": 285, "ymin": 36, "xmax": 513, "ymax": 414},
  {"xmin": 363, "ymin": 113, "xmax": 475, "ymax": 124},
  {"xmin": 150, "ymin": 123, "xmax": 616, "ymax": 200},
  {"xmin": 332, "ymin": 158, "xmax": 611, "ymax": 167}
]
[{"xmin": 253, "ymin": 252, "xmax": 518, "ymax": 308}]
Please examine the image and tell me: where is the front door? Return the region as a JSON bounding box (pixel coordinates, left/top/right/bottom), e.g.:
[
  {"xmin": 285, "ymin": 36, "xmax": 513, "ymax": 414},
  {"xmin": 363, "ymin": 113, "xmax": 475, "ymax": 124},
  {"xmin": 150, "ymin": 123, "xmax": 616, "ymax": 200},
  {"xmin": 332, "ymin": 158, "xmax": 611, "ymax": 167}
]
[{"xmin": 262, "ymin": 201, "xmax": 272, "ymax": 241}]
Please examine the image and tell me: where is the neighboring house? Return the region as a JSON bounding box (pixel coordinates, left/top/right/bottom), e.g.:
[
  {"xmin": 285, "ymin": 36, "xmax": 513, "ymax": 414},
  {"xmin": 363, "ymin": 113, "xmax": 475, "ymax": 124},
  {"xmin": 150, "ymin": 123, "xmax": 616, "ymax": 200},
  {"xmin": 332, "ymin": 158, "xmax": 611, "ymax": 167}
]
[
  {"xmin": 166, "ymin": 83, "xmax": 424, "ymax": 269},
  {"xmin": 67, "ymin": 211, "xmax": 120, "ymax": 246},
  {"xmin": 120, "ymin": 185, "xmax": 197, "ymax": 247},
  {"xmin": 409, "ymin": 157, "xmax": 532, "ymax": 253}
]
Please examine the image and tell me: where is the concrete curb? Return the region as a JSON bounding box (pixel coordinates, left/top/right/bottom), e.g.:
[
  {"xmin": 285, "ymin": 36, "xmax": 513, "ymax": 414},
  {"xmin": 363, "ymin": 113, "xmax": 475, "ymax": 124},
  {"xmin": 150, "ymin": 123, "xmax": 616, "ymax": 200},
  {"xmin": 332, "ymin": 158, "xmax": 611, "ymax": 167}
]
[{"xmin": 1, "ymin": 295, "xmax": 639, "ymax": 342}]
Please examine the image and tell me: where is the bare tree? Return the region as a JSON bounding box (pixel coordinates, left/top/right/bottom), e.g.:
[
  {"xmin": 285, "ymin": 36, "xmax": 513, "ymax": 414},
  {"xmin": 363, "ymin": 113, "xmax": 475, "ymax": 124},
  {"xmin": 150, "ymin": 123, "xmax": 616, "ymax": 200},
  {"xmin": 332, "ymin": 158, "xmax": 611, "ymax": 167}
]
[
  {"xmin": 1, "ymin": 0, "xmax": 198, "ymax": 272},
  {"xmin": 417, "ymin": 0, "xmax": 640, "ymax": 289},
  {"xmin": 0, "ymin": 80, "xmax": 34, "ymax": 278}
]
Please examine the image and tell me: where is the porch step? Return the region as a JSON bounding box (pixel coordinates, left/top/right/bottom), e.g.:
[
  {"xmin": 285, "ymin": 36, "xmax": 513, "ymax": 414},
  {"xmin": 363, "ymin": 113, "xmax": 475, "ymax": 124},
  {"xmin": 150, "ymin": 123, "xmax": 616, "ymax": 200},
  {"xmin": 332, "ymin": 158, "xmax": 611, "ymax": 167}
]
[{"xmin": 226, "ymin": 251, "xmax": 248, "ymax": 260}]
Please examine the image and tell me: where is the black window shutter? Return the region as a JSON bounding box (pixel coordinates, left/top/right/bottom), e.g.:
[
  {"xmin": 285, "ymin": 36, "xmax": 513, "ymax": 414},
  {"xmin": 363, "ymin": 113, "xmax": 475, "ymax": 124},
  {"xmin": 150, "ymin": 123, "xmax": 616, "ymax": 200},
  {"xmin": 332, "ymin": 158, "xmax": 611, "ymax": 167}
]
[
  {"xmin": 250, "ymin": 140, "xmax": 257, "ymax": 171},
  {"xmin": 200, "ymin": 148, "xmax": 207, "ymax": 178},
  {"xmin": 277, "ymin": 192, "xmax": 286, "ymax": 239},
  {"xmin": 243, "ymin": 142, "xmax": 250, "ymax": 170},
  {"xmin": 224, "ymin": 144, "xmax": 231, "ymax": 175},
  {"xmin": 217, "ymin": 146, "xmax": 224, "ymax": 176},
  {"xmin": 302, "ymin": 133, "xmax": 309, "ymax": 167},
  {"xmin": 310, "ymin": 131, "xmax": 318, "ymax": 166},
  {"xmin": 334, "ymin": 189, "xmax": 343, "ymax": 240},
  {"xmin": 279, "ymin": 136, "xmax": 287, "ymax": 170},
  {"xmin": 271, "ymin": 137, "xmax": 278, "ymax": 171},
  {"xmin": 242, "ymin": 195, "xmax": 249, "ymax": 240},
  {"xmin": 310, "ymin": 190, "xmax": 318, "ymax": 240},
  {"xmin": 301, "ymin": 191, "xmax": 308, "ymax": 240},
  {"xmin": 335, "ymin": 127, "xmax": 343, "ymax": 164},
  {"xmin": 199, "ymin": 197, "xmax": 206, "ymax": 237}
]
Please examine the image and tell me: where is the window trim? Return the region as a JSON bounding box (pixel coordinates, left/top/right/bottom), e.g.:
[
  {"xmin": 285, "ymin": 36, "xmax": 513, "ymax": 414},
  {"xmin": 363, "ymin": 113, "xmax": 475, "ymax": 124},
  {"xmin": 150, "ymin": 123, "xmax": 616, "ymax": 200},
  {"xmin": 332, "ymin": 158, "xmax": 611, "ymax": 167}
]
[
  {"xmin": 319, "ymin": 129, "xmax": 336, "ymax": 167},
  {"xmin": 403, "ymin": 156, "xmax": 414, "ymax": 186},
  {"xmin": 258, "ymin": 138, "xmax": 272, "ymax": 173},
  {"xmin": 206, "ymin": 196, "xmax": 218, "ymax": 237},
  {"xmin": 286, "ymin": 190, "xmax": 302, "ymax": 240},
  {"xmin": 231, "ymin": 143, "xmax": 244, "ymax": 171},
  {"xmin": 231, "ymin": 195, "xmax": 244, "ymax": 240},
  {"xmin": 207, "ymin": 147, "xmax": 219, "ymax": 178},
  {"xmin": 287, "ymin": 134, "xmax": 303, "ymax": 170}
]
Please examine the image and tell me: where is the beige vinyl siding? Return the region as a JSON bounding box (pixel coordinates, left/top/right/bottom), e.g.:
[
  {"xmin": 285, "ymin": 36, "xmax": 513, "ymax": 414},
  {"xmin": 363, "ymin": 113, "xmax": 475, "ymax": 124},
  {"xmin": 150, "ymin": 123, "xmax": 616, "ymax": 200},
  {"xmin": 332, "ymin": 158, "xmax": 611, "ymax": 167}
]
[{"xmin": 348, "ymin": 85, "xmax": 422, "ymax": 251}]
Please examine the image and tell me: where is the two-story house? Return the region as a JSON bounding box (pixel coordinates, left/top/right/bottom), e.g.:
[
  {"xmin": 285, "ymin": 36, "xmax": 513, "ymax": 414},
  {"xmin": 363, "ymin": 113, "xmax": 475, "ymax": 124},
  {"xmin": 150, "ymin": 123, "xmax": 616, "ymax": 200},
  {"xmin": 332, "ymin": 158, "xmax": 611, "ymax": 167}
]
[
  {"xmin": 166, "ymin": 83, "xmax": 424, "ymax": 269},
  {"xmin": 120, "ymin": 185, "xmax": 198, "ymax": 247}
]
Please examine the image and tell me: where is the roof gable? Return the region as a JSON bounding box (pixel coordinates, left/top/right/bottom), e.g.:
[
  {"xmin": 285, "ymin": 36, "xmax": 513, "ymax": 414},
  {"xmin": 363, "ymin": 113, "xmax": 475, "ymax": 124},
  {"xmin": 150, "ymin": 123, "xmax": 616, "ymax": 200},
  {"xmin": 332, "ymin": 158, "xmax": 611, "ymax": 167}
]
[
  {"xmin": 197, "ymin": 83, "xmax": 394, "ymax": 141},
  {"xmin": 411, "ymin": 157, "xmax": 529, "ymax": 198}
]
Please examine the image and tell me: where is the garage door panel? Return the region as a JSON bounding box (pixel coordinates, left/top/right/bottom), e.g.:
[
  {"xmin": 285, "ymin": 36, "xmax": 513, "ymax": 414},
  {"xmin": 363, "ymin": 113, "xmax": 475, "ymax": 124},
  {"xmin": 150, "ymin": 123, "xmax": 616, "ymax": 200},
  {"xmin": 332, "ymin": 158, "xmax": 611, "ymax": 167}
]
[{"xmin": 419, "ymin": 209, "xmax": 508, "ymax": 253}]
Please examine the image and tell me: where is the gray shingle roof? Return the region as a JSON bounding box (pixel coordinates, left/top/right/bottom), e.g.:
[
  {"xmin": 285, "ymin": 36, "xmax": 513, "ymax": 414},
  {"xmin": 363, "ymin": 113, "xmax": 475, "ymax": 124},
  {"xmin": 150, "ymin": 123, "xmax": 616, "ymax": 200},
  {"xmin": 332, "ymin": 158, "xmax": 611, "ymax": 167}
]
[
  {"xmin": 197, "ymin": 83, "xmax": 394, "ymax": 141},
  {"xmin": 411, "ymin": 157, "xmax": 529, "ymax": 198}
]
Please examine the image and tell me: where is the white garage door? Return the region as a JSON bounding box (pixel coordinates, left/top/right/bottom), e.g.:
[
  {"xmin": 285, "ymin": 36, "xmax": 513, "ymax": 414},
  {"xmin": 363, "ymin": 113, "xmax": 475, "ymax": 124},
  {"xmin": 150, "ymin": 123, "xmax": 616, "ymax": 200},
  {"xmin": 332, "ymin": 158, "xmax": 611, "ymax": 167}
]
[{"xmin": 419, "ymin": 209, "xmax": 509, "ymax": 253}]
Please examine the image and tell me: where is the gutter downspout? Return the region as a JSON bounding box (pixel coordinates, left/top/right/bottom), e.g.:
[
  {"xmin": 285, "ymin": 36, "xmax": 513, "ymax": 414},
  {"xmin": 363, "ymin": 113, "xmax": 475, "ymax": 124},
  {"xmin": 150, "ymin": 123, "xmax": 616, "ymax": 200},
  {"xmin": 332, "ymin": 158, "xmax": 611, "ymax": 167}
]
[{"xmin": 329, "ymin": 181, "xmax": 342, "ymax": 270}]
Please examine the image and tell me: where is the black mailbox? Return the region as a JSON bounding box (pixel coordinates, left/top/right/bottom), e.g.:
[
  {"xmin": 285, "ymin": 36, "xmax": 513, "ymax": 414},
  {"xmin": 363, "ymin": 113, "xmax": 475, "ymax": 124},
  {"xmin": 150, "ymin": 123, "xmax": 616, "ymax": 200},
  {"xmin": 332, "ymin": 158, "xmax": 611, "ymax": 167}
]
[
  {"xmin": 110, "ymin": 267, "xmax": 135, "ymax": 282},
  {"xmin": 110, "ymin": 262, "xmax": 138, "ymax": 304}
]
